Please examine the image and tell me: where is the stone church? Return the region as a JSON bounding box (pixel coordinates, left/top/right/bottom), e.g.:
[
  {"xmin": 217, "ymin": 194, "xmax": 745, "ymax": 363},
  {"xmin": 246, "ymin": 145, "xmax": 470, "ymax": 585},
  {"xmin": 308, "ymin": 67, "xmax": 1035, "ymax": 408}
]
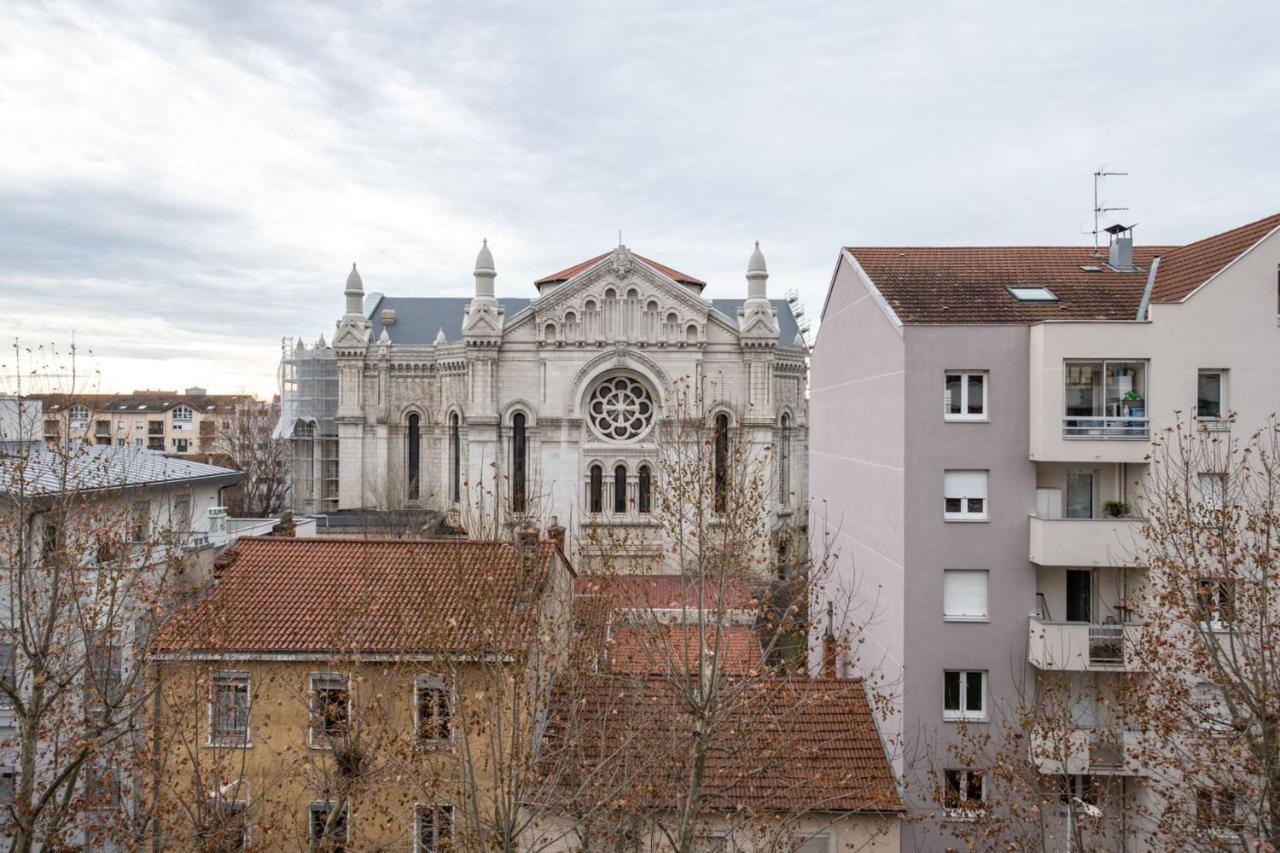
[{"xmin": 283, "ymin": 242, "xmax": 808, "ymax": 567}]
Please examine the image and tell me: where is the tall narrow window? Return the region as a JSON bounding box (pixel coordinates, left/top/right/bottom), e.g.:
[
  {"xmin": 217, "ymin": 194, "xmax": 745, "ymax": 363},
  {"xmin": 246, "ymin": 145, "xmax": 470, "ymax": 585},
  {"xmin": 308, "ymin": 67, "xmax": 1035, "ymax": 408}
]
[
  {"xmin": 589, "ymin": 465, "xmax": 603, "ymax": 514},
  {"xmin": 613, "ymin": 465, "xmax": 627, "ymax": 513},
  {"xmin": 637, "ymin": 465, "xmax": 652, "ymax": 514},
  {"xmin": 407, "ymin": 414, "xmax": 421, "ymax": 500},
  {"xmin": 778, "ymin": 414, "xmax": 791, "ymax": 505},
  {"xmin": 713, "ymin": 414, "xmax": 729, "ymax": 513},
  {"xmin": 449, "ymin": 414, "xmax": 460, "ymax": 503},
  {"xmin": 511, "ymin": 413, "xmax": 527, "ymax": 513}
]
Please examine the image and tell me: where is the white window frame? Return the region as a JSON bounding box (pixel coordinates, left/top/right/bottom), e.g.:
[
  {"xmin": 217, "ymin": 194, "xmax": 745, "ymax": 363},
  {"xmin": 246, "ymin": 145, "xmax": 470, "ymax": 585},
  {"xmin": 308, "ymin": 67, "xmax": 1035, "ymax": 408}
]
[
  {"xmin": 793, "ymin": 832, "xmax": 831, "ymax": 853},
  {"xmin": 1196, "ymin": 787, "xmax": 1242, "ymax": 839},
  {"xmin": 944, "ymin": 470, "xmax": 988, "ymax": 522},
  {"xmin": 171, "ymin": 405, "xmax": 194, "ymax": 427},
  {"xmin": 942, "ymin": 570, "xmax": 989, "ymax": 622},
  {"xmin": 943, "ymin": 768, "xmax": 987, "ymax": 821},
  {"xmin": 943, "ymin": 670, "xmax": 987, "ymax": 722},
  {"xmin": 308, "ymin": 672, "xmax": 351, "ymax": 749},
  {"xmin": 207, "ymin": 671, "xmax": 251, "ymax": 747},
  {"xmin": 1196, "ymin": 369, "xmax": 1229, "ymax": 429},
  {"xmin": 414, "ymin": 803, "xmax": 455, "ymax": 852},
  {"xmin": 944, "ymin": 371, "xmax": 989, "ymax": 422},
  {"xmin": 204, "ymin": 796, "xmax": 250, "ymax": 848},
  {"xmin": 413, "ymin": 674, "xmax": 453, "ymax": 747},
  {"xmin": 308, "ymin": 800, "xmax": 350, "ymax": 849}
]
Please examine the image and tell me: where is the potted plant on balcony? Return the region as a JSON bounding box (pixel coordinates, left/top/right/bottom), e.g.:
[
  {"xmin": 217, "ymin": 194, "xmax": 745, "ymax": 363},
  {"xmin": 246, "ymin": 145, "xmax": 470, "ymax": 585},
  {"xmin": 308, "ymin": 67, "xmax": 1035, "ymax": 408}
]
[{"xmin": 1103, "ymin": 501, "xmax": 1129, "ymax": 519}]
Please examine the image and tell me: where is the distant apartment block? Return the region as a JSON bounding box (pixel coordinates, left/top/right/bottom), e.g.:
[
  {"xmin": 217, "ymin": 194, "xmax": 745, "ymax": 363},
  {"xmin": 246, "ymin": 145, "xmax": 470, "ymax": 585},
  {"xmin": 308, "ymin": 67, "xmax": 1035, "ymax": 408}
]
[
  {"xmin": 34, "ymin": 388, "xmax": 256, "ymax": 453},
  {"xmin": 809, "ymin": 213, "xmax": 1280, "ymax": 850}
]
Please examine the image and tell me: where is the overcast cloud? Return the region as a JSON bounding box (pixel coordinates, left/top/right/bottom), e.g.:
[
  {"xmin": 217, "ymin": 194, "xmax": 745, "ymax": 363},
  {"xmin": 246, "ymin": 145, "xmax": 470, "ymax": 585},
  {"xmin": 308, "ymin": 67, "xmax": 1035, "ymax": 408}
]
[{"xmin": 2, "ymin": 0, "xmax": 1278, "ymax": 397}]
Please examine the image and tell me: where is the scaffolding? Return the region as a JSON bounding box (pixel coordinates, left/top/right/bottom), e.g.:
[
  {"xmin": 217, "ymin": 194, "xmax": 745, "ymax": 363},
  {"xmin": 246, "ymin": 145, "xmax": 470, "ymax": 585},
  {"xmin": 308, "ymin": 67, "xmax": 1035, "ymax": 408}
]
[{"xmin": 277, "ymin": 336, "xmax": 340, "ymax": 514}]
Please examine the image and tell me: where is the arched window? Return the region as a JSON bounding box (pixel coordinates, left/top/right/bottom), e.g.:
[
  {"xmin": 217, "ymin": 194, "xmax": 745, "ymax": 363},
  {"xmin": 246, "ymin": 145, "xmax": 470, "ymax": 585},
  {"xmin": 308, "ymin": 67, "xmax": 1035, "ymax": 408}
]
[
  {"xmin": 171, "ymin": 405, "xmax": 193, "ymax": 424},
  {"xmin": 779, "ymin": 414, "xmax": 791, "ymax": 506},
  {"xmin": 544, "ymin": 322, "xmax": 557, "ymax": 344},
  {"xmin": 511, "ymin": 413, "xmax": 527, "ymax": 513},
  {"xmin": 68, "ymin": 404, "xmax": 89, "ymax": 429},
  {"xmin": 613, "ymin": 465, "xmax": 627, "ymax": 513},
  {"xmin": 588, "ymin": 464, "xmax": 603, "ymax": 514},
  {"xmin": 449, "ymin": 413, "xmax": 461, "ymax": 503},
  {"xmin": 564, "ymin": 311, "xmax": 577, "ymax": 340},
  {"xmin": 407, "ymin": 413, "xmax": 420, "ymax": 500},
  {"xmin": 713, "ymin": 413, "xmax": 729, "ymax": 514},
  {"xmin": 638, "ymin": 465, "xmax": 652, "ymax": 514},
  {"xmin": 686, "ymin": 324, "xmax": 698, "ymax": 344}
]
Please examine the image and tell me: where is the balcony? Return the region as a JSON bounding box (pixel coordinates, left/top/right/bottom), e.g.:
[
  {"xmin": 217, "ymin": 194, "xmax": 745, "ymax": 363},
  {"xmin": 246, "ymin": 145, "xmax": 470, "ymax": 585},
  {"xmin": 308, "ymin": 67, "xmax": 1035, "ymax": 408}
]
[
  {"xmin": 1031, "ymin": 727, "xmax": 1150, "ymax": 776},
  {"xmin": 1028, "ymin": 515, "xmax": 1144, "ymax": 567},
  {"xmin": 1028, "ymin": 616, "xmax": 1144, "ymax": 672},
  {"xmin": 1062, "ymin": 415, "xmax": 1149, "ymax": 440}
]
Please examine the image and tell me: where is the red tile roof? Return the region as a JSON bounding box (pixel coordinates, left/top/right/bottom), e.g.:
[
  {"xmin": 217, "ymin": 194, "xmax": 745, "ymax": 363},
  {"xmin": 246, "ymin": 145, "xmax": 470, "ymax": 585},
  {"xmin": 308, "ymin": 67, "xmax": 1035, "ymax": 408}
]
[
  {"xmin": 152, "ymin": 537, "xmax": 562, "ymax": 656},
  {"xmin": 536, "ymin": 252, "xmax": 706, "ymax": 286},
  {"xmin": 575, "ymin": 574, "xmax": 757, "ymax": 611},
  {"xmin": 1149, "ymin": 212, "xmax": 1280, "ymax": 303},
  {"xmin": 845, "ymin": 245, "xmax": 1167, "ymax": 324},
  {"xmin": 606, "ymin": 623, "xmax": 765, "ymax": 676},
  {"xmin": 541, "ymin": 675, "xmax": 902, "ymax": 814}
]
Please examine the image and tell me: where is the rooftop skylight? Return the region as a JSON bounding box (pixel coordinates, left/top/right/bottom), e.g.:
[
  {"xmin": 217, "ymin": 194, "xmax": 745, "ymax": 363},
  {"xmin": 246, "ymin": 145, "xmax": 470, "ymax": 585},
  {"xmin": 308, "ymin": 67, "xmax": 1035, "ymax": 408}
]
[{"xmin": 1008, "ymin": 286, "xmax": 1059, "ymax": 302}]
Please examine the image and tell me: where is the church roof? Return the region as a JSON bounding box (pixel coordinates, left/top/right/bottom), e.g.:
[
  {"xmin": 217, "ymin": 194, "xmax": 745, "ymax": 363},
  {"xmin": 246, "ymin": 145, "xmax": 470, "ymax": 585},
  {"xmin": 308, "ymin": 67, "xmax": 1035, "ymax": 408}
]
[
  {"xmin": 367, "ymin": 296, "xmax": 803, "ymax": 346},
  {"xmin": 535, "ymin": 251, "xmax": 707, "ymax": 286}
]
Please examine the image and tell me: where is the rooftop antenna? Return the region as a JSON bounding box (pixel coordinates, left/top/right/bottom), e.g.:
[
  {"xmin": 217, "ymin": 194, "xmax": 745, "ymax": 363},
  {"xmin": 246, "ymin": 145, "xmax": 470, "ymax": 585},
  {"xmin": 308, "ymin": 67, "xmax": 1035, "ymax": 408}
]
[{"xmin": 1092, "ymin": 168, "xmax": 1129, "ymax": 257}]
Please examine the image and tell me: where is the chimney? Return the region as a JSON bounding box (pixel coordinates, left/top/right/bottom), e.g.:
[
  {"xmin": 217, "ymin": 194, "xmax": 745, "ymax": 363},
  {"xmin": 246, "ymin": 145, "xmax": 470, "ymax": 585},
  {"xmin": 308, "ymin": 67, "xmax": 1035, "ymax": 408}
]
[
  {"xmin": 821, "ymin": 601, "xmax": 838, "ymax": 679},
  {"xmin": 1106, "ymin": 223, "xmax": 1135, "ymax": 271},
  {"xmin": 518, "ymin": 520, "xmax": 539, "ymax": 547},
  {"xmin": 546, "ymin": 515, "xmax": 566, "ymax": 553},
  {"xmin": 270, "ymin": 511, "xmax": 297, "ymax": 538}
]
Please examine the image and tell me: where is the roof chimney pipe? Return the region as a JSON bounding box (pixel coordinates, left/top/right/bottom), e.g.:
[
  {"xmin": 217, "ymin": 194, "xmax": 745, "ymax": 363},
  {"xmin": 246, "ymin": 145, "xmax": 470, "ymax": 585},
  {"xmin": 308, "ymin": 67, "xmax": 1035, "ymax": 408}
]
[{"xmin": 1106, "ymin": 223, "xmax": 1136, "ymax": 271}]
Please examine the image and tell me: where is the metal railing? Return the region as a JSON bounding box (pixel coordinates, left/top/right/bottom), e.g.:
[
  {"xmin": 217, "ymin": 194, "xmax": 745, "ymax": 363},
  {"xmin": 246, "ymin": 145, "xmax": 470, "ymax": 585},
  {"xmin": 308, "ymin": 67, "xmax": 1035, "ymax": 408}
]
[{"xmin": 1062, "ymin": 416, "xmax": 1150, "ymax": 439}]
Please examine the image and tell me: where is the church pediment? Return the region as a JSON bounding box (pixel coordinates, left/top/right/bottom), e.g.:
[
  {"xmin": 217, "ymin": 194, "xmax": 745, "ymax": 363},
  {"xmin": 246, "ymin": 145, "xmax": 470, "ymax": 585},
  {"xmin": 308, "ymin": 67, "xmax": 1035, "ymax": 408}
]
[{"xmin": 332, "ymin": 320, "xmax": 370, "ymax": 350}]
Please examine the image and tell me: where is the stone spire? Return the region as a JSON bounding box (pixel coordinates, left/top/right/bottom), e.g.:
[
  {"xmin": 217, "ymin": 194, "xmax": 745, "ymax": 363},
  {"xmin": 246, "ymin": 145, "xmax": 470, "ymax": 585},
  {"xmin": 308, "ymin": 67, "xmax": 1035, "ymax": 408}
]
[
  {"xmin": 473, "ymin": 239, "xmax": 496, "ymax": 300},
  {"xmin": 344, "ymin": 262, "xmax": 364, "ymax": 317},
  {"xmin": 746, "ymin": 241, "xmax": 768, "ymax": 303}
]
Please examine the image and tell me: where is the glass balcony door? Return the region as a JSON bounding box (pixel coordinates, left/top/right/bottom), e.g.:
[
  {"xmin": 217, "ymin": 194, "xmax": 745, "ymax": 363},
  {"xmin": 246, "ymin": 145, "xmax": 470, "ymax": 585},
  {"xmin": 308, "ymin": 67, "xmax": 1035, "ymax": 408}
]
[{"xmin": 1066, "ymin": 470, "xmax": 1094, "ymax": 519}]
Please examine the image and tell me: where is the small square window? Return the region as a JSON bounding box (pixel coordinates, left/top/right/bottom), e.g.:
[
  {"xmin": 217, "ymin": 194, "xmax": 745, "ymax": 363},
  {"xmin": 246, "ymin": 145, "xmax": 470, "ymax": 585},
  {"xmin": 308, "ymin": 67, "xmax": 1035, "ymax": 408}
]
[
  {"xmin": 415, "ymin": 804, "xmax": 454, "ymax": 851},
  {"xmin": 943, "ymin": 570, "xmax": 988, "ymax": 621},
  {"xmin": 943, "ymin": 670, "xmax": 986, "ymax": 721},
  {"xmin": 943, "ymin": 768, "xmax": 986, "ymax": 820},
  {"xmin": 944, "ymin": 372, "xmax": 988, "ymax": 421},
  {"xmin": 309, "ymin": 801, "xmax": 349, "ymax": 850},
  {"xmin": 943, "ymin": 471, "xmax": 988, "ymax": 521},
  {"xmin": 205, "ymin": 798, "xmax": 249, "ymax": 850}
]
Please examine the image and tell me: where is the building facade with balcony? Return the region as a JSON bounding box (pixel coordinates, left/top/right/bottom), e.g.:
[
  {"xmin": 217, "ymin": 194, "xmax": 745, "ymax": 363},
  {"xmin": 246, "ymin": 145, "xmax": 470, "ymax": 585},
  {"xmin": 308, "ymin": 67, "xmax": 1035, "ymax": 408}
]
[
  {"xmin": 34, "ymin": 389, "xmax": 257, "ymax": 454},
  {"xmin": 809, "ymin": 212, "xmax": 1280, "ymax": 850}
]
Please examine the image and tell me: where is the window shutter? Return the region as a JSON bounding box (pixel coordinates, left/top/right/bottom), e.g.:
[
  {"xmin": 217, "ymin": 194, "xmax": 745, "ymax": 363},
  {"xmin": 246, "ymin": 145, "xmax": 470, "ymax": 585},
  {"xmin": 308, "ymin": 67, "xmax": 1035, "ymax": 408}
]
[
  {"xmin": 944, "ymin": 570, "xmax": 988, "ymax": 619},
  {"xmin": 944, "ymin": 470, "xmax": 988, "ymax": 499}
]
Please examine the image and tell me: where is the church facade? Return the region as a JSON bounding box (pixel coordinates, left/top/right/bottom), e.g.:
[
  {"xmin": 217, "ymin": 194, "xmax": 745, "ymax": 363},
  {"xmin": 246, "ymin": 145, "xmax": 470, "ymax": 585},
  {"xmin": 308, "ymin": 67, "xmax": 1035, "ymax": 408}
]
[{"xmin": 285, "ymin": 242, "xmax": 808, "ymax": 567}]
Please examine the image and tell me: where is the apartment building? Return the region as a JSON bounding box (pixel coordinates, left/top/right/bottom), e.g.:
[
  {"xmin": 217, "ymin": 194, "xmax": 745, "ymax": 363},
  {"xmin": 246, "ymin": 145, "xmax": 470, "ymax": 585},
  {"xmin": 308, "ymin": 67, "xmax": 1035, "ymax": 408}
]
[
  {"xmin": 36, "ymin": 388, "xmax": 255, "ymax": 453},
  {"xmin": 809, "ymin": 212, "xmax": 1280, "ymax": 850}
]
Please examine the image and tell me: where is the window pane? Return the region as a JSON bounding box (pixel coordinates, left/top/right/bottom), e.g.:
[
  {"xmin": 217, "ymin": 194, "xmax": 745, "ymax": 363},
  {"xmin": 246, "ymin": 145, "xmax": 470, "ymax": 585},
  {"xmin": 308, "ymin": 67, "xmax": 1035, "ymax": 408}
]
[
  {"xmin": 943, "ymin": 770, "xmax": 962, "ymax": 807},
  {"xmin": 965, "ymin": 672, "xmax": 983, "ymax": 712},
  {"xmin": 1065, "ymin": 362, "xmax": 1104, "ymax": 417},
  {"xmin": 967, "ymin": 375, "xmax": 984, "ymax": 415},
  {"xmin": 945, "ymin": 374, "xmax": 962, "ymax": 415},
  {"xmin": 944, "ymin": 671, "xmax": 960, "ymax": 711},
  {"xmin": 945, "ymin": 497, "xmax": 961, "ymax": 514},
  {"xmin": 1198, "ymin": 372, "xmax": 1222, "ymax": 418},
  {"xmin": 966, "ymin": 498, "xmax": 984, "ymax": 514},
  {"xmin": 966, "ymin": 770, "xmax": 984, "ymax": 802}
]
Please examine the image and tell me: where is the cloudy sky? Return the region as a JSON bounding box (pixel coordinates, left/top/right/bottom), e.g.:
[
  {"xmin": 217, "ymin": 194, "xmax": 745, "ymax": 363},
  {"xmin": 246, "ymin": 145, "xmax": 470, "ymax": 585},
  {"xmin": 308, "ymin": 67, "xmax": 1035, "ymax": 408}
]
[{"xmin": 3, "ymin": 1, "xmax": 1278, "ymax": 398}]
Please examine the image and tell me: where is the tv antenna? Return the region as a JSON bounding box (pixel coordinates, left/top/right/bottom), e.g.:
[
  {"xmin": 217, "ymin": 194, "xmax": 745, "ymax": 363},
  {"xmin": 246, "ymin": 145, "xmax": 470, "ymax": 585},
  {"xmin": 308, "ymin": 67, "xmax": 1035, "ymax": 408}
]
[{"xmin": 1092, "ymin": 169, "xmax": 1128, "ymax": 257}]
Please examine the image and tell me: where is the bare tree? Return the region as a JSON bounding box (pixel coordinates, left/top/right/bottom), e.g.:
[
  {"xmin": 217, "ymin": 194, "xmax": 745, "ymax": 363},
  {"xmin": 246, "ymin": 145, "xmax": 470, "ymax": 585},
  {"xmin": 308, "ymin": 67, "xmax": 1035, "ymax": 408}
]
[{"xmin": 213, "ymin": 398, "xmax": 289, "ymax": 518}]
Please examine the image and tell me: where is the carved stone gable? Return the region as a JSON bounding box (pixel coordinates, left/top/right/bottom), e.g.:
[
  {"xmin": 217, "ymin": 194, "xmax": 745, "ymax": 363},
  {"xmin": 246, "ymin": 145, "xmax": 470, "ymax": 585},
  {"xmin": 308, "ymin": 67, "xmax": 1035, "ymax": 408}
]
[{"xmin": 610, "ymin": 245, "xmax": 634, "ymax": 279}]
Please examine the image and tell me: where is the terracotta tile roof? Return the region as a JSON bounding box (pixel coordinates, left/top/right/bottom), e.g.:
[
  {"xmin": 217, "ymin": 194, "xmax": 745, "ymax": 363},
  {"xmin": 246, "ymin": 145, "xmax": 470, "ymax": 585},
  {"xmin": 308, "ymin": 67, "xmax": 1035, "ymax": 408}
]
[
  {"xmin": 845, "ymin": 245, "xmax": 1168, "ymax": 324},
  {"xmin": 1149, "ymin": 212, "xmax": 1280, "ymax": 303},
  {"xmin": 606, "ymin": 623, "xmax": 764, "ymax": 676},
  {"xmin": 541, "ymin": 675, "xmax": 902, "ymax": 814},
  {"xmin": 575, "ymin": 574, "xmax": 757, "ymax": 611},
  {"xmin": 536, "ymin": 252, "xmax": 706, "ymax": 286},
  {"xmin": 152, "ymin": 538, "xmax": 561, "ymax": 656}
]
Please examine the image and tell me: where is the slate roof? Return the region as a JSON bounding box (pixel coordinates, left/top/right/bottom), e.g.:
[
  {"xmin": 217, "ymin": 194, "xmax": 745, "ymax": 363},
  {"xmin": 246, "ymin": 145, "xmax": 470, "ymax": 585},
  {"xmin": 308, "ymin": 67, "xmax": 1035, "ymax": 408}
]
[
  {"xmin": 535, "ymin": 252, "xmax": 706, "ymax": 286},
  {"xmin": 151, "ymin": 537, "xmax": 561, "ymax": 656},
  {"xmin": 35, "ymin": 392, "xmax": 253, "ymax": 415},
  {"xmin": 846, "ymin": 245, "xmax": 1166, "ymax": 325},
  {"xmin": 366, "ymin": 296, "xmax": 801, "ymax": 346},
  {"xmin": 606, "ymin": 623, "xmax": 765, "ymax": 676},
  {"xmin": 1149, "ymin": 212, "xmax": 1280, "ymax": 303},
  {"xmin": 0, "ymin": 443, "xmax": 241, "ymax": 496},
  {"xmin": 540, "ymin": 675, "xmax": 902, "ymax": 814}
]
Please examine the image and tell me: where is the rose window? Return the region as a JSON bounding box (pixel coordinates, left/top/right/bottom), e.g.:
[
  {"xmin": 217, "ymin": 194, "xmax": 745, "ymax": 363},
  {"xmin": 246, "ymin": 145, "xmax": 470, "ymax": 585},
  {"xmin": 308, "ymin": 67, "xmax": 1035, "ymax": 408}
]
[{"xmin": 588, "ymin": 376, "xmax": 655, "ymax": 442}]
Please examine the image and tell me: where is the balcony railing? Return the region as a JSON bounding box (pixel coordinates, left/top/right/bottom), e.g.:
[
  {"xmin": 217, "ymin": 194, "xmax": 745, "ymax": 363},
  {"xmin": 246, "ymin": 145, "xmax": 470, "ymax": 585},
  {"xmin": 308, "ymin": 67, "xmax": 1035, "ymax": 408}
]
[
  {"xmin": 1031, "ymin": 727, "xmax": 1150, "ymax": 776},
  {"xmin": 1063, "ymin": 416, "xmax": 1150, "ymax": 440},
  {"xmin": 1028, "ymin": 615, "xmax": 1144, "ymax": 671}
]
